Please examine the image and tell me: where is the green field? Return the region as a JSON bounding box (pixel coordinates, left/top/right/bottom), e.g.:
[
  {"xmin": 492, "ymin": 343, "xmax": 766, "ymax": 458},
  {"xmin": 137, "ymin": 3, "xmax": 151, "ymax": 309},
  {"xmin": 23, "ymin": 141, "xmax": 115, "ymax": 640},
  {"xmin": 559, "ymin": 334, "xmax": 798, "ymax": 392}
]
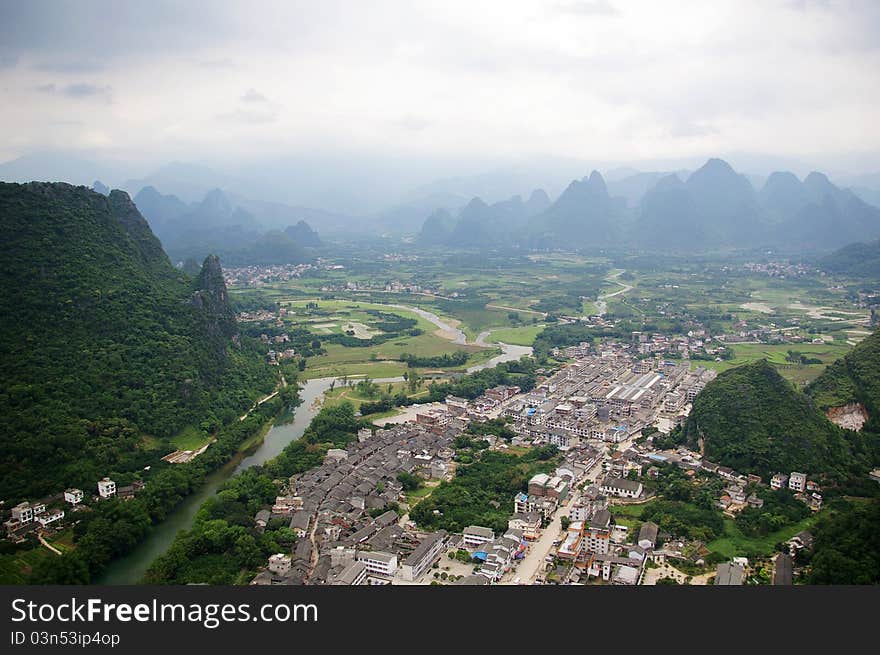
[
  {"xmin": 0, "ymin": 530, "xmax": 75, "ymax": 584},
  {"xmin": 611, "ymin": 499, "xmax": 819, "ymax": 559},
  {"xmin": 170, "ymin": 425, "xmax": 213, "ymax": 451},
  {"xmin": 485, "ymin": 325, "xmax": 546, "ymax": 346},
  {"xmin": 707, "ymin": 516, "xmax": 819, "ymax": 559},
  {"xmin": 320, "ymin": 381, "xmax": 431, "ymax": 412},
  {"xmin": 694, "ymin": 342, "xmax": 853, "ymax": 385}
]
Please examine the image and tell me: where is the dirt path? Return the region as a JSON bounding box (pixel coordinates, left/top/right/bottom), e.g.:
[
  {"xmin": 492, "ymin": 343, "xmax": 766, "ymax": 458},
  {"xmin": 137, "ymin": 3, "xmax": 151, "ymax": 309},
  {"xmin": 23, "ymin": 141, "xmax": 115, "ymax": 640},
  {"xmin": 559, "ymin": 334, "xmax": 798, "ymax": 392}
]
[
  {"xmin": 485, "ymin": 303, "xmax": 547, "ymax": 317},
  {"xmin": 38, "ymin": 533, "xmax": 62, "ymax": 556}
]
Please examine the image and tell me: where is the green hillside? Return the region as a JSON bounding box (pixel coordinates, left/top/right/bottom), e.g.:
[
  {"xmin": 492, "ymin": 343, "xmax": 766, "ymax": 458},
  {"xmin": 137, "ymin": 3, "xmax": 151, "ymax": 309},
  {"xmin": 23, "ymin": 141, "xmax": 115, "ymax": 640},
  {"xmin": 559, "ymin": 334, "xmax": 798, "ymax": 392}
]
[
  {"xmin": 807, "ymin": 328, "xmax": 880, "ymax": 421},
  {"xmin": 683, "ymin": 359, "xmax": 854, "ymax": 479},
  {"xmin": 0, "ymin": 182, "xmax": 276, "ymax": 500}
]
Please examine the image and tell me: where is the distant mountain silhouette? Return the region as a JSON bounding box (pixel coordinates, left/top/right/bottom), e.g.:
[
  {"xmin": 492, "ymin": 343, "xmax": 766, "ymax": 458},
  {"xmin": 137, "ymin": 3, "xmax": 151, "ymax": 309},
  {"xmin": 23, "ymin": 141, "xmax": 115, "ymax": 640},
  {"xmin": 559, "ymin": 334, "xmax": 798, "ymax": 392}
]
[
  {"xmin": 526, "ymin": 171, "xmax": 621, "ymax": 248},
  {"xmin": 284, "ymin": 220, "xmax": 322, "ymax": 247},
  {"xmin": 419, "ymin": 189, "xmax": 550, "ymax": 248}
]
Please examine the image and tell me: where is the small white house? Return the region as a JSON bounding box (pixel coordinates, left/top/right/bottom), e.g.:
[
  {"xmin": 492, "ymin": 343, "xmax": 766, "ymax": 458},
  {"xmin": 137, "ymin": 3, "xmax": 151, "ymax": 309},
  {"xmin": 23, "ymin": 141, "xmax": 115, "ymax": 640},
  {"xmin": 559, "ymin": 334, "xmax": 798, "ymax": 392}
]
[
  {"xmin": 64, "ymin": 488, "xmax": 84, "ymax": 505},
  {"xmin": 97, "ymin": 477, "xmax": 116, "ymax": 499}
]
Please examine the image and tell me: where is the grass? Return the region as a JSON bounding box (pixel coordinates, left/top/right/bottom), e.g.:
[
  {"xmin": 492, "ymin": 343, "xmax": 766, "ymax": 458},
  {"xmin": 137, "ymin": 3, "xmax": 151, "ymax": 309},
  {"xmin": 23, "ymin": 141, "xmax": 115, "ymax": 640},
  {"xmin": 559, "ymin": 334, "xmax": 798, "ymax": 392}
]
[
  {"xmin": 170, "ymin": 425, "xmax": 212, "ymax": 451},
  {"xmin": 405, "ymin": 485, "xmax": 435, "ymax": 507},
  {"xmin": 0, "ymin": 529, "xmax": 75, "ymax": 584},
  {"xmin": 485, "ymin": 324, "xmax": 546, "ymax": 346},
  {"xmin": 707, "ymin": 515, "xmax": 820, "ymax": 559},
  {"xmin": 694, "ymin": 342, "xmax": 853, "ymax": 385},
  {"xmin": 611, "ymin": 498, "xmax": 820, "ymax": 559}
]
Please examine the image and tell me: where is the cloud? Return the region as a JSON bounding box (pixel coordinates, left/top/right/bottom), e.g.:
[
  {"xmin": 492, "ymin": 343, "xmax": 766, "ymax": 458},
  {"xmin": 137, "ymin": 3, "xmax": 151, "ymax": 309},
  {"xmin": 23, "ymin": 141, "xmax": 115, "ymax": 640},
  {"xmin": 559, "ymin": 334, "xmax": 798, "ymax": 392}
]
[
  {"xmin": 556, "ymin": 1, "xmax": 619, "ymax": 16},
  {"xmin": 240, "ymin": 88, "xmax": 268, "ymax": 103},
  {"xmin": 34, "ymin": 82, "xmax": 113, "ymax": 102},
  {"xmin": 216, "ymin": 108, "xmax": 277, "ymax": 124},
  {"xmin": 394, "ymin": 115, "xmax": 430, "ymax": 131}
]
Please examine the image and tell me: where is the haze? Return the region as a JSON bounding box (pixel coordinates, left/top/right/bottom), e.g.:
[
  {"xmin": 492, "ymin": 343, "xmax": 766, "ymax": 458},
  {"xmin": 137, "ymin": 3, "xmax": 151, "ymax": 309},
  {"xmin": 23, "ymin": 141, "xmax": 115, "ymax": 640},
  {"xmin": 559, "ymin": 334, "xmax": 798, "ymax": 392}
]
[{"xmin": 1, "ymin": 0, "xmax": 879, "ymax": 212}]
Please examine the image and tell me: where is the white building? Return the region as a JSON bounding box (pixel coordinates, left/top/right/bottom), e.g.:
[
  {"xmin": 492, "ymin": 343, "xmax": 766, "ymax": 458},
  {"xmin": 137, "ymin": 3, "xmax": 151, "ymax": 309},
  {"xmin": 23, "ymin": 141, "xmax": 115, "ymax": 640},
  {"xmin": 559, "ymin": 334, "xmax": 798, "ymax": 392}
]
[
  {"xmin": 399, "ymin": 531, "xmax": 447, "ymax": 582},
  {"xmin": 600, "ymin": 477, "xmax": 643, "ymax": 499},
  {"xmin": 35, "ymin": 509, "xmax": 65, "ymax": 527},
  {"xmin": 356, "ymin": 550, "xmax": 398, "ymax": 577},
  {"xmin": 462, "ymin": 525, "xmax": 495, "ymax": 549},
  {"xmin": 789, "ymin": 472, "xmax": 807, "ymax": 493},
  {"xmin": 97, "ymin": 477, "xmax": 116, "ymax": 498},
  {"xmin": 64, "ymin": 488, "xmax": 84, "ymax": 505},
  {"xmin": 770, "ymin": 473, "xmax": 788, "ymax": 490}
]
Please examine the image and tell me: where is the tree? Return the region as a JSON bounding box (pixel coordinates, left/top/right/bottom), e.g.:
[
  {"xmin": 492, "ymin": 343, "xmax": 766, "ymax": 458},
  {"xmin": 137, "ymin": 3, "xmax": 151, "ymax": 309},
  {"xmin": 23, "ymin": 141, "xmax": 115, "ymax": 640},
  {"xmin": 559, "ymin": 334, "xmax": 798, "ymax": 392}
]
[{"xmin": 560, "ymin": 516, "xmax": 571, "ymax": 531}]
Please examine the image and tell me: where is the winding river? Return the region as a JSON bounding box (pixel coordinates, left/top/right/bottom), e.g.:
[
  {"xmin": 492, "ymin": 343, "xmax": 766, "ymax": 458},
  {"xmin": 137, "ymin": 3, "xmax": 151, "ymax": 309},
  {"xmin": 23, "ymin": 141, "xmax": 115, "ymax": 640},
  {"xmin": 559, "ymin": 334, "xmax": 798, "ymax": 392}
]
[{"xmin": 96, "ymin": 304, "xmax": 532, "ymax": 584}]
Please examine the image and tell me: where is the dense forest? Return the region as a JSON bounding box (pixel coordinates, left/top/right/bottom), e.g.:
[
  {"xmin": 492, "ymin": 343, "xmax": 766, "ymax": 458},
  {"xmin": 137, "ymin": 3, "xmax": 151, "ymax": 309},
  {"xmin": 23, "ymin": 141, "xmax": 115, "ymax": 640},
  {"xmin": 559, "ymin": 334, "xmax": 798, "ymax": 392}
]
[
  {"xmin": 683, "ymin": 360, "xmax": 859, "ymax": 480},
  {"xmin": 0, "ymin": 182, "xmax": 278, "ymax": 500}
]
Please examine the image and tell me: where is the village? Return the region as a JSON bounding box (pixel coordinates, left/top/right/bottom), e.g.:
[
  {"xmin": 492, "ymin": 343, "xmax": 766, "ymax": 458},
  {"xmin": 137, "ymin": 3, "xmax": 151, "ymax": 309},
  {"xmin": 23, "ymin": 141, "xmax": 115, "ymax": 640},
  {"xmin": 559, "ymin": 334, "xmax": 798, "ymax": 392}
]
[{"xmin": 244, "ymin": 337, "xmax": 825, "ymax": 587}]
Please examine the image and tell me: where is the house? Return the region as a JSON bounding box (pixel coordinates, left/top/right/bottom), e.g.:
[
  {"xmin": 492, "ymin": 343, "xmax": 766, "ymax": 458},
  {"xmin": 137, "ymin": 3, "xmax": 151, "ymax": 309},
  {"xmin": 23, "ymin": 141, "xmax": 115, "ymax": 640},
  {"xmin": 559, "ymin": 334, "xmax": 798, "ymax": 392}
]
[
  {"xmin": 97, "ymin": 477, "xmax": 116, "ymax": 499},
  {"xmin": 600, "ymin": 477, "xmax": 643, "ymax": 499},
  {"xmin": 715, "ymin": 562, "xmax": 745, "ymax": 585},
  {"xmin": 528, "ymin": 473, "xmax": 551, "ymax": 496},
  {"xmin": 462, "ymin": 525, "xmax": 495, "ymax": 549},
  {"xmin": 10, "ymin": 501, "xmax": 35, "ymax": 525},
  {"xmin": 268, "ymin": 553, "xmax": 292, "ymax": 576},
  {"xmin": 770, "ymin": 473, "xmax": 788, "ymax": 490},
  {"xmin": 332, "ymin": 561, "xmax": 367, "ymax": 586},
  {"xmin": 773, "ymin": 554, "xmax": 793, "ymax": 585},
  {"xmin": 289, "ymin": 510, "xmax": 310, "ymax": 537},
  {"xmin": 254, "ymin": 509, "xmax": 271, "ymax": 530},
  {"xmin": 355, "ymin": 550, "xmax": 398, "ymax": 577},
  {"xmin": 508, "ymin": 512, "xmax": 542, "ymax": 540},
  {"xmin": 637, "ymin": 521, "xmax": 659, "ymax": 549},
  {"xmin": 746, "ymin": 494, "xmax": 764, "ymax": 509},
  {"xmin": 64, "ymin": 488, "xmax": 83, "ymax": 506},
  {"xmin": 717, "ymin": 467, "xmax": 737, "ymax": 481},
  {"xmin": 612, "ymin": 564, "xmax": 640, "ymax": 586},
  {"xmin": 35, "ymin": 508, "xmax": 64, "ymax": 527},
  {"xmin": 788, "ymin": 531, "xmax": 814, "ymax": 552},
  {"xmin": 788, "ymin": 472, "xmax": 807, "ymax": 493},
  {"xmin": 584, "ymin": 509, "xmax": 612, "ymax": 555},
  {"xmin": 399, "ymin": 531, "xmax": 447, "ymax": 582}
]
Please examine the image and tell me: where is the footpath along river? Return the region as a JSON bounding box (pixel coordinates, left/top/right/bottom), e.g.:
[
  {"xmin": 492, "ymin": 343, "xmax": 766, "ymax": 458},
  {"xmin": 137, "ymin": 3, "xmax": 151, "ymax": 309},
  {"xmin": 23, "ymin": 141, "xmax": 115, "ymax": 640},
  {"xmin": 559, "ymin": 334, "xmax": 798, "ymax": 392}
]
[{"xmin": 97, "ymin": 304, "xmax": 532, "ymax": 583}]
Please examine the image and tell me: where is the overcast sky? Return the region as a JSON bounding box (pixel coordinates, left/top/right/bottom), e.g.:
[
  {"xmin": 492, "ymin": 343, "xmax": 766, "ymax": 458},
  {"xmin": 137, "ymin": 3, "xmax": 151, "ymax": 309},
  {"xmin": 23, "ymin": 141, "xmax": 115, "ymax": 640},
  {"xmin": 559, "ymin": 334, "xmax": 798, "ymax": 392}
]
[{"xmin": 1, "ymin": 0, "xmax": 878, "ymax": 180}]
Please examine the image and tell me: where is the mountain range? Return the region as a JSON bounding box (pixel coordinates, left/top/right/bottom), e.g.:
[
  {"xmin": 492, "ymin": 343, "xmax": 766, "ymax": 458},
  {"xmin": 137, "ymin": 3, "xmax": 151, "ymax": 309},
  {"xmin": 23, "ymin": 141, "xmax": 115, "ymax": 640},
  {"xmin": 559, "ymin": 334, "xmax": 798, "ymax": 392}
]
[
  {"xmin": 419, "ymin": 158, "xmax": 880, "ymax": 251},
  {"xmin": 132, "ymin": 186, "xmax": 322, "ymax": 264}
]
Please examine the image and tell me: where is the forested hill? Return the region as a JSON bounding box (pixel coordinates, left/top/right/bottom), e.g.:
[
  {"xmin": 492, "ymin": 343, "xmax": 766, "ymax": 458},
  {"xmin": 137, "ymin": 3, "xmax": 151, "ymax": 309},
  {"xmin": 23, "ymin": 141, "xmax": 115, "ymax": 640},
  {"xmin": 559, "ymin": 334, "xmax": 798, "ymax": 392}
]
[
  {"xmin": 807, "ymin": 329, "xmax": 880, "ymax": 430},
  {"xmin": 0, "ymin": 182, "xmax": 276, "ymax": 500},
  {"xmin": 683, "ymin": 360, "xmax": 856, "ymax": 480}
]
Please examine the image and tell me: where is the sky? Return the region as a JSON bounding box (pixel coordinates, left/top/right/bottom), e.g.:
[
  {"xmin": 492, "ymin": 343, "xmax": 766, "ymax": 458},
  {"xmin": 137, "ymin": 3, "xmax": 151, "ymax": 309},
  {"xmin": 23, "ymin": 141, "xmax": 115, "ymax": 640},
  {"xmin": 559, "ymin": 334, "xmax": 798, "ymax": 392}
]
[{"xmin": 0, "ymin": 0, "xmax": 879, "ymax": 207}]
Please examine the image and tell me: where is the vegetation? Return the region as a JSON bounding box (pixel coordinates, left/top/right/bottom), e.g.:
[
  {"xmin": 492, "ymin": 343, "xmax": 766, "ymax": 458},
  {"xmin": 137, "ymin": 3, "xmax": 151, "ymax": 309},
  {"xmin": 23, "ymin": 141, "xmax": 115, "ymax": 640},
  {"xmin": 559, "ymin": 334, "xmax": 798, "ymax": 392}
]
[
  {"xmin": 684, "ymin": 360, "xmax": 857, "ymax": 480},
  {"xmin": 806, "ymin": 498, "xmax": 880, "ymax": 584},
  {"xmin": 0, "ymin": 183, "xmax": 278, "ymax": 501},
  {"xmin": 410, "ymin": 446, "xmax": 559, "ymax": 535},
  {"xmin": 144, "ymin": 402, "xmax": 361, "ymax": 584}
]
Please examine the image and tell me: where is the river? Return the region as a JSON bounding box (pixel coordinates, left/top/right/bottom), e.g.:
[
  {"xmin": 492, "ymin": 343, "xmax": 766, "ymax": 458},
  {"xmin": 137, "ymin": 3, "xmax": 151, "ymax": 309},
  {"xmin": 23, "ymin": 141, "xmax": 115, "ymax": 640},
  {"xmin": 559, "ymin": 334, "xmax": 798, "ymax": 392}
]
[{"xmin": 97, "ymin": 304, "xmax": 532, "ymax": 584}]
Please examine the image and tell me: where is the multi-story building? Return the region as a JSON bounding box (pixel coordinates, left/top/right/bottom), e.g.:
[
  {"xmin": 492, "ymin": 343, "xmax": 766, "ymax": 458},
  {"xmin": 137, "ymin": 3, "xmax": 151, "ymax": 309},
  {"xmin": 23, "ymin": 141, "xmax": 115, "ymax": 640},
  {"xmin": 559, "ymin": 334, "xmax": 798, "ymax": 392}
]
[
  {"xmin": 97, "ymin": 477, "xmax": 116, "ymax": 498},
  {"xmin": 399, "ymin": 531, "xmax": 447, "ymax": 582},
  {"xmin": 356, "ymin": 550, "xmax": 398, "ymax": 577},
  {"xmin": 789, "ymin": 472, "xmax": 807, "ymax": 493},
  {"xmin": 462, "ymin": 525, "xmax": 495, "ymax": 549},
  {"xmin": 64, "ymin": 488, "xmax": 83, "ymax": 505}
]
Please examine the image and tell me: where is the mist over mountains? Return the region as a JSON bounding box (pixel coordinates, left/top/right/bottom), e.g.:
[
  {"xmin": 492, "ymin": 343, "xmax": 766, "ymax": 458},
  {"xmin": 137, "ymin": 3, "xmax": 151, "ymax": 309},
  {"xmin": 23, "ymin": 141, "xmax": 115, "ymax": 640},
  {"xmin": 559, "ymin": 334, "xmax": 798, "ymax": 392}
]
[
  {"xmin": 419, "ymin": 158, "xmax": 880, "ymax": 252},
  {"xmin": 3, "ymin": 151, "xmax": 880, "ymax": 255}
]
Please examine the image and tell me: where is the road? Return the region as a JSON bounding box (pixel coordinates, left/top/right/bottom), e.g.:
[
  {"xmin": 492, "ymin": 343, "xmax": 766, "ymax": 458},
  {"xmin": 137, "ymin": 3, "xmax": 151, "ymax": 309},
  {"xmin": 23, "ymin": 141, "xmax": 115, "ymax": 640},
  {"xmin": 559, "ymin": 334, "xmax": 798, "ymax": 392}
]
[
  {"xmin": 594, "ymin": 270, "xmax": 634, "ymax": 317},
  {"xmin": 485, "ymin": 303, "xmax": 548, "ymax": 317},
  {"xmin": 504, "ymin": 459, "xmax": 604, "ymax": 584}
]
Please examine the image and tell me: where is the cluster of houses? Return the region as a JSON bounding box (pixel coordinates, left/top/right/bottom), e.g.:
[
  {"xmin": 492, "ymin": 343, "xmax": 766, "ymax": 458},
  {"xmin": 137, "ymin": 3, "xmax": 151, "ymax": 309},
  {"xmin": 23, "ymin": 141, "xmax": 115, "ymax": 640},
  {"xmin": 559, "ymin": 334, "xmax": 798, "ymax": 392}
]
[
  {"xmin": 501, "ymin": 347, "xmax": 715, "ymax": 452},
  {"xmin": 770, "ymin": 471, "xmax": 823, "ymax": 511},
  {"xmin": 250, "ymin": 421, "xmax": 463, "ymax": 586},
  {"xmin": 3, "ymin": 476, "xmax": 144, "ymax": 540}
]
